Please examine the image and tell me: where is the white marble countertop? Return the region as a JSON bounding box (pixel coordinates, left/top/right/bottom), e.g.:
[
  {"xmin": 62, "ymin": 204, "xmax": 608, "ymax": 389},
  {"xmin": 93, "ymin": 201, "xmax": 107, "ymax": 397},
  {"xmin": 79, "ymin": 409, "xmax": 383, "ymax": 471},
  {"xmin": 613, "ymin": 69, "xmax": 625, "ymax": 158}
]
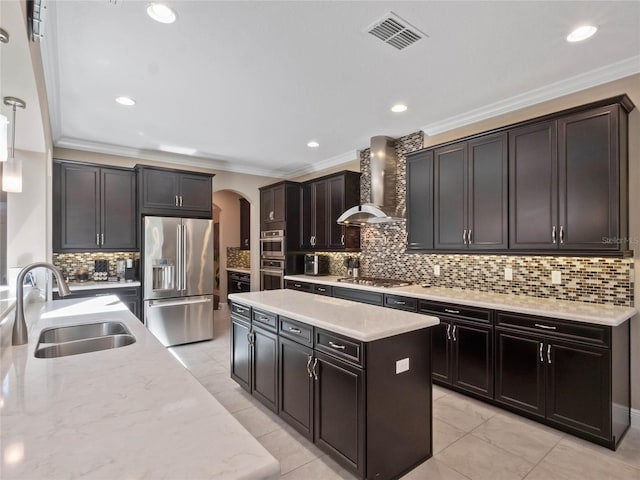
[
  {"xmin": 52, "ymin": 280, "xmax": 141, "ymax": 292},
  {"xmin": 228, "ymin": 290, "xmax": 439, "ymax": 341},
  {"xmin": 226, "ymin": 267, "xmax": 251, "ymax": 274},
  {"xmin": 0, "ymin": 296, "xmax": 279, "ymax": 479},
  {"xmin": 0, "ymin": 286, "xmax": 16, "ymax": 322},
  {"xmin": 285, "ymin": 275, "xmax": 637, "ymax": 327}
]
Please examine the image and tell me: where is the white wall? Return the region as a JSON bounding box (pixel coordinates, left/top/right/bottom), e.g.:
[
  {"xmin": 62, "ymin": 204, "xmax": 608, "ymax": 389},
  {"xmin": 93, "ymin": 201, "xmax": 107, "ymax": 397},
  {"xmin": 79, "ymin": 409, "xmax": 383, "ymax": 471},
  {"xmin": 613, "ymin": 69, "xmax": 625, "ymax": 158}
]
[{"xmin": 214, "ymin": 191, "xmax": 241, "ymax": 302}]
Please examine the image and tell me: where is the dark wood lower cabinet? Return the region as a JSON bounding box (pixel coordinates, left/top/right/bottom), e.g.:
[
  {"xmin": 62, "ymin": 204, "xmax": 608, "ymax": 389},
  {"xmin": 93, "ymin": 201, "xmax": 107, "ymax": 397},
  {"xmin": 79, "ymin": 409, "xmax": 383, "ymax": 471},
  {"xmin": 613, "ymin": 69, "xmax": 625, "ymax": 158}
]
[
  {"xmin": 451, "ymin": 321, "xmax": 493, "ymax": 399},
  {"xmin": 314, "ymin": 352, "xmax": 364, "ymax": 477},
  {"xmin": 431, "ymin": 320, "xmax": 451, "ymax": 384},
  {"xmin": 278, "ymin": 337, "xmax": 314, "ymax": 439},
  {"xmin": 252, "ymin": 325, "xmax": 278, "ymax": 412},
  {"xmin": 230, "ymin": 316, "xmax": 251, "ymax": 391}
]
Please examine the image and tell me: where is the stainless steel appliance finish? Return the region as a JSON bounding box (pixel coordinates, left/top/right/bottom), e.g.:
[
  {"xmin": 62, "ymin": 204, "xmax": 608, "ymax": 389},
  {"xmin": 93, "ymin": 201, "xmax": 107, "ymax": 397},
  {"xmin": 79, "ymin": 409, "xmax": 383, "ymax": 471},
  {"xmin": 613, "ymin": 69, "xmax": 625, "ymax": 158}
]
[
  {"xmin": 260, "ymin": 258, "xmax": 284, "ymax": 290},
  {"xmin": 143, "ymin": 216, "xmax": 214, "ymax": 346},
  {"xmin": 260, "ymin": 230, "xmax": 285, "ymax": 259},
  {"xmin": 337, "ymin": 136, "xmax": 404, "ymax": 225},
  {"xmin": 336, "ymin": 276, "xmax": 413, "ymax": 288},
  {"xmin": 304, "ymin": 254, "xmax": 330, "ymax": 276}
]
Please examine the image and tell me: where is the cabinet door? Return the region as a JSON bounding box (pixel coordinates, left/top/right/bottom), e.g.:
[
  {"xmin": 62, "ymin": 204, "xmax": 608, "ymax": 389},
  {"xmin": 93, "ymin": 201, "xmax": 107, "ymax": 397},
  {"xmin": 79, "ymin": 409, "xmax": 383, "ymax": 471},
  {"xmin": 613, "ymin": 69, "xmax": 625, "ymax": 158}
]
[
  {"xmin": 240, "ymin": 198, "xmax": 251, "ymax": 250},
  {"xmin": 451, "ymin": 320, "xmax": 493, "ymax": 399},
  {"xmin": 261, "ymin": 188, "xmax": 274, "ymax": 226},
  {"xmin": 558, "ymin": 106, "xmax": 620, "ymax": 250},
  {"xmin": 179, "ymin": 174, "xmax": 212, "ymax": 214},
  {"xmin": 509, "ymin": 121, "xmax": 558, "ymax": 249},
  {"xmin": 101, "ymin": 168, "xmax": 137, "ymax": 250},
  {"xmin": 311, "ymin": 180, "xmax": 328, "ymax": 249},
  {"xmin": 279, "ymin": 337, "xmax": 314, "ymax": 439},
  {"xmin": 141, "ymin": 168, "xmax": 180, "ymax": 211},
  {"xmin": 495, "ymin": 329, "xmax": 545, "ymax": 418},
  {"xmin": 328, "ymin": 176, "xmax": 346, "ymax": 249},
  {"xmin": 231, "ymin": 318, "xmax": 252, "ymax": 392},
  {"xmin": 546, "ymin": 340, "xmax": 610, "ymax": 440},
  {"xmin": 299, "ymin": 183, "xmax": 312, "ymax": 249},
  {"xmin": 57, "ymin": 163, "xmax": 101, "ymax": 250},
  {"xmin": 252, "ymin": 326, "xmax": 278, "ymax": 412},
  {"xmin": 434, "ymin": 143, "xmax": 467, "ymax": 249},
  {"xmin": 431, "ymin": 320, "xmax": 451, "ymax": 384},
  {"xmin": 406, "ymin": 151, "xmax": 434, "ymax": 250},
  {"xmin": 314, "ymin": 352, "xmax": 364, "ymax": 477},
  {"xmin": 467, "ymin": 133, "xmax": 508, "ymax": 249}
]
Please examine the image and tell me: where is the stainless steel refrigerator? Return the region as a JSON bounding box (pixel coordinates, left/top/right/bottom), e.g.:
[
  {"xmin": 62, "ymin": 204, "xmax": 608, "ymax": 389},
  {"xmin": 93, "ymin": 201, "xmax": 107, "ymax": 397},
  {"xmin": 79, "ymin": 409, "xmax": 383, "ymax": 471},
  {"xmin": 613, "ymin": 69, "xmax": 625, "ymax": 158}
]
[{"xmin": 143, "ymin": 216, "xmax": 214, "ymax": 346}]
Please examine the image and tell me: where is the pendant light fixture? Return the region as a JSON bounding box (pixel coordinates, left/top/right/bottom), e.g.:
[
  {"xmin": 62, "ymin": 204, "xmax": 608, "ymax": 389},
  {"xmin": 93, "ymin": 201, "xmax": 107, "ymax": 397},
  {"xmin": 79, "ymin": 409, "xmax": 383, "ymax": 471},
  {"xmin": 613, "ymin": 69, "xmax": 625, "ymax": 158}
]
[{"xmin": 2, "ymin": 97, "xmax": 27, "ymax": 193}]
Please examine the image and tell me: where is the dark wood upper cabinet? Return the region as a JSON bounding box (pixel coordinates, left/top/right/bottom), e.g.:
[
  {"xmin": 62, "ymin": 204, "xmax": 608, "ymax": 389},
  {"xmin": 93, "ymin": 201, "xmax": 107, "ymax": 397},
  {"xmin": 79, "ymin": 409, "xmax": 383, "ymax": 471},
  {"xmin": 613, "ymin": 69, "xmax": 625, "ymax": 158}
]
[
  {"xmin": 259, "ymin": 182, "xmax": 301, "ymax": 251},
  {"xmin": 240, "ymin": 198, "xmax": 250, "ymax": 250},
  {"xmin": 260, "ymin": 183, "xmax": 286, "ymax": 225},
  {"xmin": 300, "ymin": 171, "xmax": 361, "ymax": 251},
  {"xmin": 434, "ymin": 133, "xmax": 507, "ymax": 250},
  {"xmin": 53, "ymin": 161, "xmax": 136, "ymax": 252},
  {"xmin": 406, "ymin": 150, "xmax": 434, "ymax": 250},
  {"xmin": 137, "ymin": 166, "xmax": 213, "ymax": 218}
]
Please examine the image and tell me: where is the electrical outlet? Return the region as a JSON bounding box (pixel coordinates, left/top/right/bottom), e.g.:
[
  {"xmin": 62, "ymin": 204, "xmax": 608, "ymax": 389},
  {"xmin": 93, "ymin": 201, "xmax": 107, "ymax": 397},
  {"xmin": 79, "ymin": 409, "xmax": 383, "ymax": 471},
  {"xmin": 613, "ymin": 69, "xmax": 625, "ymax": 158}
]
[
  {"xmin": 396, "ymin": 358, "xmax": 410, "ymax": 374},
  {"xmin": 433, "ymin": 265, "xmax": 440, "ymax": 276},
  {"xmin": 504, "ymin": 267, "xmax": 513, "ymax": 281},
  {"xmin": 552, "ymin": 271, "xmax": 561, "ymax": 284}
]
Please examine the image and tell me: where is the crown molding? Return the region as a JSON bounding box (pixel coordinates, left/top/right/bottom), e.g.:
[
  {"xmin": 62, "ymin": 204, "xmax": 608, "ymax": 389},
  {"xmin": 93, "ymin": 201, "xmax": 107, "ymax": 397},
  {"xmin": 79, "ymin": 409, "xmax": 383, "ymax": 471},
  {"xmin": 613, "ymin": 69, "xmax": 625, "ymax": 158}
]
[
  {"xmin": 283, "ymin": 149, "xmax": 359, "ymax": 179},
  {"xmin": 421, "ymin": 55, "xmax": 640, "ymax": 136},
  {"xmin": 54, "ymin": 137, "xmax": 279, "ymax": 178}
]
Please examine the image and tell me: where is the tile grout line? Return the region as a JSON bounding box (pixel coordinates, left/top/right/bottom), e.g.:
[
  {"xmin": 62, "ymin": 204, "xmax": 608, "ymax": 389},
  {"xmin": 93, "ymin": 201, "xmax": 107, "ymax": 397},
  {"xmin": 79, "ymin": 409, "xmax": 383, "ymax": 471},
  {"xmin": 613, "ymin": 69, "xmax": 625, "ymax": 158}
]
[{"xmin": 520, "ymin": 433, "xmax": 565, "ymax": 479}]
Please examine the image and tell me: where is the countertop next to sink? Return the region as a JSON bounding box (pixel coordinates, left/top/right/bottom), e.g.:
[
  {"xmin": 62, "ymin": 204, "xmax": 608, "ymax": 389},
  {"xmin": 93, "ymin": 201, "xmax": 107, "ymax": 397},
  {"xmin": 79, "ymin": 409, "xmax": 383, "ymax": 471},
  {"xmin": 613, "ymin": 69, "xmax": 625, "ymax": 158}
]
[
  {"xmin": 228, "ymin": 289, "xmax": 440, "ymax": 341},
  {"xmin": 0, "ymin": 296, "xmax": 279, "ymax": 479},
  {"xmin": 285, "ymin": 275, "xmax": 637, "ymax": 327}
]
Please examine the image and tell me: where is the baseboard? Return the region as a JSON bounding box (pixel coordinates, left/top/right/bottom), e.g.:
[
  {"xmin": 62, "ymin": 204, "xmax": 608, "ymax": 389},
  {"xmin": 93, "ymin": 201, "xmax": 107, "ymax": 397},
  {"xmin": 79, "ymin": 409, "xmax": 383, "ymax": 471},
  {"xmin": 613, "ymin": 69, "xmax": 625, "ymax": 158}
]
[
  {"xmin": 218, "ymin": 302, "xmax": 229, "ymax": 311},
  {"xmin": 632, "ymin": 408, "xmax": 640, "ymax": 430}
]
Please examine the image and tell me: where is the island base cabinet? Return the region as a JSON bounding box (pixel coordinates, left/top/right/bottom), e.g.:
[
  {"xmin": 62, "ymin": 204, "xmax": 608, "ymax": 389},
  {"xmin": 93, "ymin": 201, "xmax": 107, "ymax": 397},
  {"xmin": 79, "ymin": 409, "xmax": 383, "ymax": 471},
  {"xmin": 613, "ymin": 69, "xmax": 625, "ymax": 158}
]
[
  {"xmin": 231, "ymin": 317, "xmax": 252, "ymax": 392},
  {"xmin": 314, "ymin": 352, "xmax": 364, "ymax": 478},
  {"xmin": 278, "ymin": 337, "xmax": 314, "ymax": 439},
  {"xmin": 252, "ymin": 326, "xmax": 279, "ymax": 413}
]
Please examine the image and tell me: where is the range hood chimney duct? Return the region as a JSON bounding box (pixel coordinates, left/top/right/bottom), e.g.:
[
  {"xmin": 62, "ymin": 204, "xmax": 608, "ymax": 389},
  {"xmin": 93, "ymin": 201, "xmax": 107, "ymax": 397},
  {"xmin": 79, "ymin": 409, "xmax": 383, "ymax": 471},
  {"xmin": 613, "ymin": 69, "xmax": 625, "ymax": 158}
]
[{"xmin": 337, "ymin": 136, "xmax": 404, "ymax": 225}]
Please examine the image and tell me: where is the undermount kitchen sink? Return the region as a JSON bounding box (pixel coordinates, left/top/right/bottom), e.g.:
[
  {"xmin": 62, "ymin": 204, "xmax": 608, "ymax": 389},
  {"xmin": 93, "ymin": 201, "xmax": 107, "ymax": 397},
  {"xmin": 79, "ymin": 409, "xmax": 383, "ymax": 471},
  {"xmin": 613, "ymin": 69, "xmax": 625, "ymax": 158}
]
[{"xmin": 35, "ymin": 322, "xmax": 136, "ymax": 359}]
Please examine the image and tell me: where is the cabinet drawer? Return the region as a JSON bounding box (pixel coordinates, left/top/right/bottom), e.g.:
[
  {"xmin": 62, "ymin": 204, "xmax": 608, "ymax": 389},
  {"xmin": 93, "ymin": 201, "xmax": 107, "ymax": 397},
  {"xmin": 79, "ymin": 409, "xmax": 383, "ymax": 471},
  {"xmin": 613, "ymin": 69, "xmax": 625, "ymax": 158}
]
[
  {"xmin": 253, "ymin": 309, "xmax": 278, "ymax": 331},
  {"xmin": 312, "ymin": 284, "xmax": 331, "ymax": 296},
  {"xmin": 231, "ymin": 302, "xmax": 251, "ymax": 320},
  {"xmin": 315, "ymin": 329, "xmax": 363, "ymax": 367},
  {"xmin": 496, "ymin": 312, "xmax": 610, "ymax": 347},
  {"xmin": 279, "ymin": 316, "xmax": 313, "ymax": 347},
  {"xmin": 419, "ymin": 300, "xmax": 491, "ymax": 324},
  {"xmin": 332, "ymin": 287, "xmax": 383, "ymax": 306},
  {"xmin": 286, "ymin": 280, "xmax": 312, "ymax": 292},
  {"xmin": 384, "ymin": 294, "xmax": 417, "ymax": 312},
  {"xmin": 230, "ymin": 272, "xmax": 250, "ymax": 283}
]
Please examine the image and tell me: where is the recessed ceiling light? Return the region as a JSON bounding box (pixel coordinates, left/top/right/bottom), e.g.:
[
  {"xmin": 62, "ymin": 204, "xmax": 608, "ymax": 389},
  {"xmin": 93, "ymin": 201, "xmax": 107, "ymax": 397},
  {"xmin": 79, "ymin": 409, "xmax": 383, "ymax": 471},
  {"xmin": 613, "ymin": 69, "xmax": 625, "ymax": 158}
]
[
  {"xmin": 307, "ymin": 141, "xmax": 319, "ymax": 148},
  {"xmin": 391, "ymin": 104, "xmax": 408, "ymax": 113},
  {"xmin": 115, "ymin": 96, "xmax": 136, "ymax": 106},
  {"xmin": 147, "ymin": 3, "xmax": 177, "ymax": 24},
  {"xmin": 567, "ymin": 25, "xmax": 597, "ymax": 42}
]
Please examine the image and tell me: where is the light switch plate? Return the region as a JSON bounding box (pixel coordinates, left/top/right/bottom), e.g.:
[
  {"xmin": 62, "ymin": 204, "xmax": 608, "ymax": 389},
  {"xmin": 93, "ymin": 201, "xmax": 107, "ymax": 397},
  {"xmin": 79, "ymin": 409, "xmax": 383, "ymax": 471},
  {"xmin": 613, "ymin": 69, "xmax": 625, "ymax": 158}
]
[
  {"xmin": 552, "ymin": 271, "xmax": 561, "ymax": 284},
  {"xmin": 504, "ymin": 267, "xmax": 513, "ymax": 281},
  {"xmin": 396, "ymin": 358, "xmax": 410, "ymax": 374},
  {"xmin": 433, "ymin": 265, "xmax": 440, "ymax": 276}
]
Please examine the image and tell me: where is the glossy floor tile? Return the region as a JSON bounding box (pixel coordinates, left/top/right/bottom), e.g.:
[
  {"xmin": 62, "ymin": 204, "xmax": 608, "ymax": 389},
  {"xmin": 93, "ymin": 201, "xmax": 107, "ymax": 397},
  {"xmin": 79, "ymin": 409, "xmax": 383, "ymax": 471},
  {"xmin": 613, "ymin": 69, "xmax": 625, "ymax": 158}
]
[{"xmin": 167, "ymin": 308, "xmax": 640, "ymax": 480}]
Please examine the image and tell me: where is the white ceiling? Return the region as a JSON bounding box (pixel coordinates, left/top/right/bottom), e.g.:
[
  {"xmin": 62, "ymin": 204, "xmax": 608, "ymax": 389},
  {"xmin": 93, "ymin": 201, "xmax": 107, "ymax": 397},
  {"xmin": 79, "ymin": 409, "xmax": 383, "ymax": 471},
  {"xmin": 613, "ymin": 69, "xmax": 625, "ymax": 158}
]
[{"xmin": 39, "ymin": 0, "xmax": 640, "ymax": 177}]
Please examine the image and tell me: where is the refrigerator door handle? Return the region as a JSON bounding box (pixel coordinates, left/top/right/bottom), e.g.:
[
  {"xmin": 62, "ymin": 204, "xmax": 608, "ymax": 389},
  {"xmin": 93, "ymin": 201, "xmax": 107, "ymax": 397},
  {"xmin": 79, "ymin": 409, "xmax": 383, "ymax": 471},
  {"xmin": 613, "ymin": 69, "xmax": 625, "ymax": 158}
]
[
  {"xmin": 148, "ymin": 297, "xmax": 213, "ymax": 308},
  {"xmin": 182, "ymin": 223, "xmax": 188, "ymax": 293},
  {"xmin": 176, "ymin": 224, "xmax": 183, "ymax": 291}
]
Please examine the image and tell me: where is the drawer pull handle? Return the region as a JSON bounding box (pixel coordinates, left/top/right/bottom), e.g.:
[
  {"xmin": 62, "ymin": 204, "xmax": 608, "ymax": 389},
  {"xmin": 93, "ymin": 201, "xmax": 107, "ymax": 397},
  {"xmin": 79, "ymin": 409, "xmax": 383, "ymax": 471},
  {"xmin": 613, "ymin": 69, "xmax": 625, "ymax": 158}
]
[
  {"xmin": 294, "ymin": 283, "xmax": 301, "ymax": 287},
  {"xmin": 317, "ymin": 287, "xmax": 326, "ymax": 292},
  {"xmin": 288, "ymin": 327, "xmax": 302, "ymax": 334},
  {"xmin": 535, "ymin": 323, "xmax": 557, "ymax": 330},
  {"xmin": 328, "ymin": 341, "xmax": 346, "ymax": 350},
  {"xmin": 235, "ymin": 306, "xmax": 246, "ymax": 313},
  {"xmin": 394, "ymin": 300, "xmax": 406, "ymax": 305},
  {"xmin": 539, "ymin": 342, "xmax": 543, "ymax": 362},
  {"xmin": 257, "ymin": 315, "xmax": 269, "ymax": 322},
  {"xmin": 444, "ymin": 308, "xmax": 460, "ymax": 314}
]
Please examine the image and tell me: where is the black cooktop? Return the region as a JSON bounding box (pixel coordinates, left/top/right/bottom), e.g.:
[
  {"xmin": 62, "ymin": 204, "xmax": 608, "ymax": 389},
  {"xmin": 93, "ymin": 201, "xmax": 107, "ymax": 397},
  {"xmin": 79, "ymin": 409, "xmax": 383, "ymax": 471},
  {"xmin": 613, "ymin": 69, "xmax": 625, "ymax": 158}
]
[{"xmin": 336, "ymin": 277, "xmax": 413, "ymax": 288}]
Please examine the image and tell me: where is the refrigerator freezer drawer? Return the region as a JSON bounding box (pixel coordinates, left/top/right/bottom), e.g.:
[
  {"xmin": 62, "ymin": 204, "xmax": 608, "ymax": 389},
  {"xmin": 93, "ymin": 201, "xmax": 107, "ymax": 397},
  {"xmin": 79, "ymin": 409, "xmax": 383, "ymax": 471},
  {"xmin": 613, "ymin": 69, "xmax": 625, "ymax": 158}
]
[{"xmin": 145, "ymin": 295, "xmax": 213, "ymax": 347}]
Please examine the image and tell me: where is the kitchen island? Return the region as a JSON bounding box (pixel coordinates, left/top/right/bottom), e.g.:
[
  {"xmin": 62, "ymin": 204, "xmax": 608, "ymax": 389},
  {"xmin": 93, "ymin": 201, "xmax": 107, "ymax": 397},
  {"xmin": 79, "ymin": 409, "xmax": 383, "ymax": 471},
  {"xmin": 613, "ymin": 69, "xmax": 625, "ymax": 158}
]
[
  {"xmin": 228, "ymin": 289, "xmax": 440, "ymax": 480},
  {"xmin": 0, "ymin": 295, "xmax": 279, "ymax": 479}
]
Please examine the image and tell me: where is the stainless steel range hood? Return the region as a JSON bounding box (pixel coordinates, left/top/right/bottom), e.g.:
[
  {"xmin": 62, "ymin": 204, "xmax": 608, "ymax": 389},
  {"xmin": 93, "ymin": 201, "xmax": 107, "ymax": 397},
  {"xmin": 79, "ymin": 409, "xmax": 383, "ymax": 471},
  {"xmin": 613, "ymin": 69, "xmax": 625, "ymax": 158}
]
[{"xmin": 337, "ymin": 136, "xmax": 404, "ymax": 225}]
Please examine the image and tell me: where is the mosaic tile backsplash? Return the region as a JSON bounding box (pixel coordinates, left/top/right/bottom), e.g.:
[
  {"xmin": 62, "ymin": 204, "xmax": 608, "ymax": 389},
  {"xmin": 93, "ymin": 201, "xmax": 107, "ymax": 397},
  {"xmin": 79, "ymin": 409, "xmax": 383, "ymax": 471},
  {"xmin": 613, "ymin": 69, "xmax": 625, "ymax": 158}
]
[
  {"xmin": 53, "ymin": 252, "xmax": 139, "ymax": 279},
  {"xmin": 352, "ymin": 131, "xmax": 634, "ymax": 307},
  {"xmin": 227, "ymin": 248, "xmax": 251, "ymax": 268}
]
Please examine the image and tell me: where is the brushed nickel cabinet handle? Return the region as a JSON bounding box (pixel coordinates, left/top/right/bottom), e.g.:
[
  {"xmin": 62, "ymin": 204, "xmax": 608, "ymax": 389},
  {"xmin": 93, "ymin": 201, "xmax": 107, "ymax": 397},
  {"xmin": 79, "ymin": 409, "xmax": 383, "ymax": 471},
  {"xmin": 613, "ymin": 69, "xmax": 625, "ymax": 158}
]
[
  {"xmin": 96, "ymin": 234, "xmax": 100, "ymax": 246},
  {"xmin": 463, "ymin": 229, "xmax": 468, "ymax": 245},
  {"xmin": 452, "ymin": 325, "xmax": 457, "ymax": 342},
  {"xmin": 559, "ymin": 225, "xmax": 564, "ymax": 244},
  {"xmin": 101, "ymin": 233, "xmax": 104, "ymax": 245},
  {"xmin": 444, "ymin": 308, "xmax": 460, "ymax": 314},
  {"xmin": 552, "ymin": 226, "xmax": 557, "ymax": 244},
  {"xmin": 468, "ymin": 229, "xmax": 472, "ymax": 244},
  {"xmin": 446, "ymin": 324, "xmax": 451, "ymax": 340},
  {"xmin": 175, "ymin": 195, "xmax": 179, "ymax": 206},
  {"xmin": 535, "ymin": 323, "xmax": 557, "ymax": 330},
  {"xmin": 317, "ymin": 287, "xmax": 326, "ymax": 292},
  {"xmin": 288, "ymin": 327, "xmax": 302, "ymax": 334},
  {"xmin": 539, "ymin": 342, "xmax": 543, "ymax": 362},
  {"xmin": 328, "ymin": 341, "xmax": 346, "ymax": 350},
  {"xmin": 547, "ymin": 344, "xmax": 552, "ymax": 364},
  {"xmin": 312, "ymin": 357, "xmax": 319, "ymax": 380},
  {"xmin": 341, "ymin": 234, "xmax": 345, "ymax": 245},
  {"xmin": 306, "ymin": 355, "xmax": 313, "ymax": 378}
]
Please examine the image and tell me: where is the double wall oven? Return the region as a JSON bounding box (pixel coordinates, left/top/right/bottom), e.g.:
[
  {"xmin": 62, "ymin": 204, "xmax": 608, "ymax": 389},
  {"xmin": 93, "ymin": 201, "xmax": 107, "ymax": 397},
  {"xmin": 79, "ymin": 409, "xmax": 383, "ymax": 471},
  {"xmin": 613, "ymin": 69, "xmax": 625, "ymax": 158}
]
[{"xmin": 260, "ymin": 230, "xmax": 285, "ymax": 290}]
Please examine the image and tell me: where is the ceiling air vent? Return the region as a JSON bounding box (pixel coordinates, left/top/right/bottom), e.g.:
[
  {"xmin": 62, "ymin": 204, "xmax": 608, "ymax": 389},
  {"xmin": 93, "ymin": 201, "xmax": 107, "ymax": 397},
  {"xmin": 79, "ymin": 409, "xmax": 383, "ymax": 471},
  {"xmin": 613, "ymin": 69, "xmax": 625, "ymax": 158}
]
[{"xmin": 366, "ymin": 12, "xmax": 427, "ymax": 51}]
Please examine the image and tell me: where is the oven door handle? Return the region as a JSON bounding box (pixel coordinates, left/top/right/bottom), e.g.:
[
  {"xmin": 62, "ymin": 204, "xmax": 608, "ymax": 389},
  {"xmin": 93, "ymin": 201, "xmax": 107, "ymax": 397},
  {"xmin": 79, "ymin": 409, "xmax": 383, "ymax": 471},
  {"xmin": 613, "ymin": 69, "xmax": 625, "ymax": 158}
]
[
  {"xmin": 259, "ymin": 238, "xmax": 284, "ymax": 243},
  {"xmin": 260, "ymin": 269, "xmax": 284, "ymax": 275}
]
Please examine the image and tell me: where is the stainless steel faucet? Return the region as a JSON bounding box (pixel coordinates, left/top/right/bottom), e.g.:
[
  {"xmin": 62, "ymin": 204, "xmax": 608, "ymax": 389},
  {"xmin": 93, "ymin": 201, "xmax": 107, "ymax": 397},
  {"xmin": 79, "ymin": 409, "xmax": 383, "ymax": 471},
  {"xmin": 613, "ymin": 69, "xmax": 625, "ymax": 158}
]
[{"xmin": 12, "ymin": 262, "xmax": 71, "ymax": 346}]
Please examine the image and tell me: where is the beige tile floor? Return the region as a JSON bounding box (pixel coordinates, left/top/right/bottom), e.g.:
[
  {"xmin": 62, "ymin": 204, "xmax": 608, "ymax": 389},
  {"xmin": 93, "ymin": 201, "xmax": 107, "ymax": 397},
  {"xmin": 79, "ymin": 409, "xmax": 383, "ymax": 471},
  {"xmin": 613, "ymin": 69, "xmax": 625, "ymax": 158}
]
[{"xmin": 169, "ymin": 309, "xmax": 640, "ymax": 480}]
